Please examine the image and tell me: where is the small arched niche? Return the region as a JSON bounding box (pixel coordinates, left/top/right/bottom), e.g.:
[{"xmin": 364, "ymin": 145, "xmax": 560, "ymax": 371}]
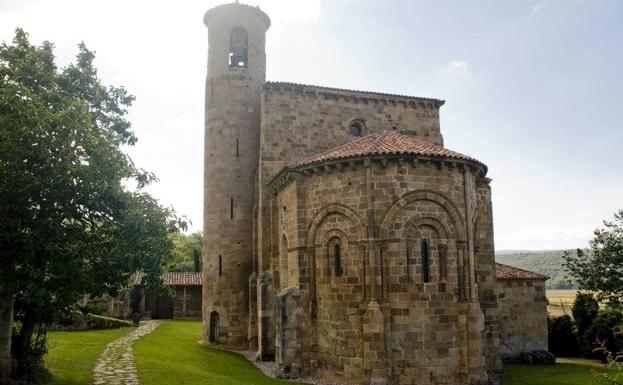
[{"xmin": 279, "ymin": 234, "xmax": 289, "ymax": 289}]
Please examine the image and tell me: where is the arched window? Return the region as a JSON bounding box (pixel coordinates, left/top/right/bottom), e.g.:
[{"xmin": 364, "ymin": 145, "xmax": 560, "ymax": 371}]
[
  {"xmin": 421, "ymin": 239, "xmax": 430, "ymax": 283},
  {"xmin": 349, "ymin": 120, "xmax": 364, "ymax": 137},
  {"xmin": 327, "ymin": 237, "xmax": 344, "ymax": 277},
  {"xmin": 229, "ymin": 26, "xmax": 248, "ymax": 67},
  {"xmin": 334, "ymin": 243, "xmax": 343, "ymax": 277}
]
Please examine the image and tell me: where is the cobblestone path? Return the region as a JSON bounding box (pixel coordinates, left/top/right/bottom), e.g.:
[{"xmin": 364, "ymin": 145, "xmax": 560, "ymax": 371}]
[{"xmin": 93, "ymin": 321, "xmax": 159, "ymax": 385}]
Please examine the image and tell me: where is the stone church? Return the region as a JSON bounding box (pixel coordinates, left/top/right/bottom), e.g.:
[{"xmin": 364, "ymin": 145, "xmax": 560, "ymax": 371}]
[{"xmin": 202, "ymin": 3, "xmax": 548, "ymax": 385}]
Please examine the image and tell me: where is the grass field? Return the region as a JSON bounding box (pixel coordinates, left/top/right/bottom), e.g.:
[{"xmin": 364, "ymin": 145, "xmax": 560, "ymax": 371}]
[
  {"xmin": 41, "ymin": 318, "xmax": 613, "ymax": 385},
  {"xmin": 42, "ymin": 326, "xmax": 133, "ymax": 385}
]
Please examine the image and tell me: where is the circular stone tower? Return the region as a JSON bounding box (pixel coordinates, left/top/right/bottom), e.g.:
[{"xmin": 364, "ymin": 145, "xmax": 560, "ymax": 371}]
[{"xmin": 202, "ymin": 3, "xmax": 270, "ymax": 348}]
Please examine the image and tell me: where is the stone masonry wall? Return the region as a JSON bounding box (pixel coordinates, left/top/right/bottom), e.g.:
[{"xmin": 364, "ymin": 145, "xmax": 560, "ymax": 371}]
[
  {"xmin": 257, "ymin": 85, "xmax": 444, "ymax": 272},
  {"xmin": 496, "ymin": 279, "xmax": 548, "ymax": 360},
  {"xmin": 474, "ymin": 181, "xmax": 503, "ymax": 375}
]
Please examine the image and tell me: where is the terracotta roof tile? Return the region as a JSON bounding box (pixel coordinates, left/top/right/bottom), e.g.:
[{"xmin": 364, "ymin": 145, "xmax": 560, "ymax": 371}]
[
  {"xmin": 290, "ymin": 130, "xmax": 484, "ymax": 169},
  {"xmin": 495, "ymin": 263, "xmax": 549, "ymax": 281},
  {"xmin": 134, "ymin": 272, "xmax": 202, "ymax": 286}
]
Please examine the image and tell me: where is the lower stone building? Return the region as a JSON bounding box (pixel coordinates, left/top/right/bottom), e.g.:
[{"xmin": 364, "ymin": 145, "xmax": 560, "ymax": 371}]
[
  {"xmin": 495, "ymin": 263, "xmax": 549, "ymax": 362},
  {"xmin": 135, "ymin": 272, "xmax": 202, "ymax": 319}
]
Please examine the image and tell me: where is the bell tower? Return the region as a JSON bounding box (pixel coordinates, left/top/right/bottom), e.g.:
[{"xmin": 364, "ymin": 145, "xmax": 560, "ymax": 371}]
[{"xmin": 202, "ymin": 3, "xmax": 270, "ymax": 348}]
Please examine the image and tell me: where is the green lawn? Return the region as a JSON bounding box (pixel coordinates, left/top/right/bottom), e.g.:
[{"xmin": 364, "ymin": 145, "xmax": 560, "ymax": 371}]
[
  {"xmin": 43, "ymin": 319, "xmax": 614, "ymax": 385},
  {"xmin": 43, "ymin": 326, "xmax": 133, "ymax": 385},
  {"xmin": 502, "ymin": 358, "xmax": 610, "ymax": 385},
  {"xmin": 134, "ymin": 320, "xmax": 304, "ymax": 385}
]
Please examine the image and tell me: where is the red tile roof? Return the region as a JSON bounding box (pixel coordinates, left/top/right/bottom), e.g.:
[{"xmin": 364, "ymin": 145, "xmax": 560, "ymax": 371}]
[
  {"xmin": 290, "ymin": 130, "xmax": 485, "ymax": 169},
  {"xmin": 134, "ymin": 272, "xmax": 202, "ymax": 286},
  {"xmin": 495, "ymin": 263, "xmax": 549, "ymax": 281}
]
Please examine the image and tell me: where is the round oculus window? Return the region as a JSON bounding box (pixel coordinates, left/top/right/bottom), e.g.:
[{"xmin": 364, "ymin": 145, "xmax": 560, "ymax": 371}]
[{"xmin": 349, "ymin": 122, "xmax": 363, "ymax": 137}]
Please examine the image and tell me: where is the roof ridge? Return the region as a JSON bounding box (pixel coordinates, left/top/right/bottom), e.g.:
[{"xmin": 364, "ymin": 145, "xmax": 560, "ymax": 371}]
[
  {"xmin": 495, "ymin": 262, "xmax": 549, "ymax": 280},
  {"xmin": 264, "ymin": 81, "xmax": 445, "ymax": 106}
]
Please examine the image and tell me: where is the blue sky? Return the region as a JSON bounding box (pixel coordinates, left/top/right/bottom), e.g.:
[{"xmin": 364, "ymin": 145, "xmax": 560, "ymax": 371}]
[{"xmin": 1, "ymin": 0, "xmax": 621, "ymax": 250}]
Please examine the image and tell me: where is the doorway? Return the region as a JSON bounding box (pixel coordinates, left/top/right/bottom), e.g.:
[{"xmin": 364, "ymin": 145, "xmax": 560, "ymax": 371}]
[{"xmin": 209, "ymin": 311, "xmax": 219, "ymax": 344}]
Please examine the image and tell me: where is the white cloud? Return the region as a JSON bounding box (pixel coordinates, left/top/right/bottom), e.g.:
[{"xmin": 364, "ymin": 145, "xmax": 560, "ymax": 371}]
[
  {"xmin": 448, "ymin": 60, "xmax": 469, "ymax": 70},
  {"xmin": 531, "ymin": 2, "xmax": 543, "ymax": 15}
]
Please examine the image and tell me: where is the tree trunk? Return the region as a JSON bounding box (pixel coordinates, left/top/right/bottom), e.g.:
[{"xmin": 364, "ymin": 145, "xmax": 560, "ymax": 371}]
[
  {"xmin": 14, "ymin": 309, "xmax": 35, "ymax": 370},
  {"xmin": 0, "ymin": 286, "xmax": 13, "ymax": 384}
]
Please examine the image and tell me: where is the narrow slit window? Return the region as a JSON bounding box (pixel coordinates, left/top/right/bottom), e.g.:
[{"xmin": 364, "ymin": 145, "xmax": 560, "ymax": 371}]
[
  {"xmin": 421, "ymin": 240, "xmax": 430, "ymax": 283},
  {"xmin": 236, "ymin": 138, "xmax": 239, "ymax": 157},
  {"xmin": 334, "ymin": 243, "xmax": 343, "ymax": 277},
  {"xmin": 230, "ymin": 197, "xmax": 234, "ymax": 220},
  {"xmin": 218, "ymin": 255, "xmax": 223, "ymax": 277}
]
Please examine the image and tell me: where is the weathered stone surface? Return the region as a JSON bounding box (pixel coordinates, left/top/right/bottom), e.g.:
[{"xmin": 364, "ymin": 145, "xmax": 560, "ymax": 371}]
[
  {"xmin": 267, "ymin": 153, "xmax": 497, "ymax": 384},
  {"xmin": 496, "ymin": 279, "xmax": 548, "ymax": 362}
]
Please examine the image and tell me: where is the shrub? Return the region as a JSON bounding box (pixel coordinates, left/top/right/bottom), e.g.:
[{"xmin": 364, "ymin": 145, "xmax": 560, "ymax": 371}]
[
  {"xmin": 585, "ymin": 309, "xmax": 623, "ymax": 360},
  {"xmin": 573, "ymin": 293, "xmax": 599, "ymax": 334},
  {"xmin": 548, "ymin": 315, "xmax": 580, "ymax": 357}
]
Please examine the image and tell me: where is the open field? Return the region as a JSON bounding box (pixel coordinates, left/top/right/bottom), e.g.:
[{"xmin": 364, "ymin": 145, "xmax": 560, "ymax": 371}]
[
  {"xmin": 546, "ymin": 289, "xmax": 605, "ymax": 317},
  {"xmin": 547, "ymin": 289, "xmax": 580, "ymax": 316},
  {"xmin": 41, "ymin": 319, "xmax": 612, "ymax": 385}
]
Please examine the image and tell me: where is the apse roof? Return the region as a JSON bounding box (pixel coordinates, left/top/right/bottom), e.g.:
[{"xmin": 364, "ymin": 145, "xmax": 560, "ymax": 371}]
[{"xmin": 289, "ymin": 130, "xmax": 484, "ymax": 169}]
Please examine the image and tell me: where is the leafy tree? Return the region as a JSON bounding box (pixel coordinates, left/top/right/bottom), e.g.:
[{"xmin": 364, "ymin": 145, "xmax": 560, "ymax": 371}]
[
  {"xmin": 564, "ymin": 210, "xmax": 623, "ymax": 304},
  {"xmin": 165, "ymin": 231, "xmax": 203, "ymax": 272},
  {"xmin": 572, "ymin": 292, "xmax": 599, "ymax": 352},
  {"xmin": 547, "ymin": 315, "xmax": 580, "ymax": 357},
  {"xmin": 0, "ymin": 29, "xmax": 183, "ymax": 380}
]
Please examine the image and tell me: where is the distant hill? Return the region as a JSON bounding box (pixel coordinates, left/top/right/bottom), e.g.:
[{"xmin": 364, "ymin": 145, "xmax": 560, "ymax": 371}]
[{"xmin": 495, "ymin": 250, "xmax": 579, "ymax": 289}]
